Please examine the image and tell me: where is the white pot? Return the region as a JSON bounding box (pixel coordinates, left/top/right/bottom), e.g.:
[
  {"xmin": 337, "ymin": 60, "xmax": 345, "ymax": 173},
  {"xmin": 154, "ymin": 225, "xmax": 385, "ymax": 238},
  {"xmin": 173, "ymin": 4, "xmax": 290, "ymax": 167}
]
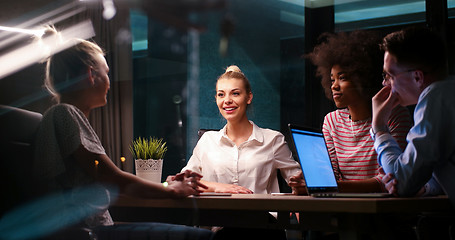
[{"xmin": 135, "ymin": 159, "xmax": 163, "ymax": 183}]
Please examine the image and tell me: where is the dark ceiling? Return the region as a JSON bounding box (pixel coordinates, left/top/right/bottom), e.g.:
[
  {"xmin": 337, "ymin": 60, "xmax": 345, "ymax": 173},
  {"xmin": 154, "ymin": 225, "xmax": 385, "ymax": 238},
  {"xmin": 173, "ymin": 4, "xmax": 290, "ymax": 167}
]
[{"xmin": 0, "ymin": 0, "xmax": 63, "ymax": 23}]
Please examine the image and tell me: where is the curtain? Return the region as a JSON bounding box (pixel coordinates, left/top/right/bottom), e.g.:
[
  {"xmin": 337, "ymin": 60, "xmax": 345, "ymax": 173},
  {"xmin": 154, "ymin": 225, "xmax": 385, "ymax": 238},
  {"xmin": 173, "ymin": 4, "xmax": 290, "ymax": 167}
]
[{"xmin": 81, "ymin": 3, "xmax": 134, "ymax": 172}]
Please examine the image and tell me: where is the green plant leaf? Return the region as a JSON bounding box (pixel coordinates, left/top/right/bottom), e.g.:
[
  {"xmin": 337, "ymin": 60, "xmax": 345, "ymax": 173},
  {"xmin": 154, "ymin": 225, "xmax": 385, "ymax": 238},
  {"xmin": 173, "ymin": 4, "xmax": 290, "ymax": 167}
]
[{"xmin": 129, "ymin": 137, "xmax": 168, "ymax": 160}]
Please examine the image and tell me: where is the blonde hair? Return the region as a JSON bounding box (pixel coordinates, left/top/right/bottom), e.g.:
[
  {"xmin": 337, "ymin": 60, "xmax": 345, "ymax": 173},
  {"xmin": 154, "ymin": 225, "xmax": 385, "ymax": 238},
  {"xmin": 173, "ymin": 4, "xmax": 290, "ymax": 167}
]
[
  {"xmin": 44, "ymin": 38, "xmax": 104, "ymax": 102},
  {"xmin": 225, "ymin": 65, "xmax": 242, "ymax": 74},
  {"xmin": 217, "ymin": 65, "xmax": 252, "ymax": 94}
]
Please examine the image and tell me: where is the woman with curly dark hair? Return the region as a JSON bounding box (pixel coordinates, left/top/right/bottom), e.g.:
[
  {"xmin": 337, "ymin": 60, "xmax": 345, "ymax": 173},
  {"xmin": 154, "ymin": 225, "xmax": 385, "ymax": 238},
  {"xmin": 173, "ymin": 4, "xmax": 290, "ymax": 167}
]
[{"xmin": 306, "ymin": 30, "xmax": 412, "ymax": 193}]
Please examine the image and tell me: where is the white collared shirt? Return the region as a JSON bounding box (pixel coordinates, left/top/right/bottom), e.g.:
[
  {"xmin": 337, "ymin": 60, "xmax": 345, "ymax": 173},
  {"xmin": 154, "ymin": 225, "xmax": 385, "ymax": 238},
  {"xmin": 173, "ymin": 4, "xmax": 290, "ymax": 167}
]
[{"xmin": 182, "ymin": 121, "xmax": 301, "ymax": 194}]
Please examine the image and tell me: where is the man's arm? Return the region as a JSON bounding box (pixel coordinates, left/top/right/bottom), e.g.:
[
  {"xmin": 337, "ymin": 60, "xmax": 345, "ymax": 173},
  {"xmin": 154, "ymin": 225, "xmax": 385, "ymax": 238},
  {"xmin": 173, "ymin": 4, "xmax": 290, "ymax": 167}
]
[{"xmin": 372, "ymin": 86, "xmax": 441, "ymax": 197}]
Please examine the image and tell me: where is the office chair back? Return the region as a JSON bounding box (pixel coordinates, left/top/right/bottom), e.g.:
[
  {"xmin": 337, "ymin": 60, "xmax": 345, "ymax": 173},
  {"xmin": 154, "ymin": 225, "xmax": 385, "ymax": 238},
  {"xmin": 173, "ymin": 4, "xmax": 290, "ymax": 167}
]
[
  {"xmin": 0, "ymin": 105, "xmax": 42, "ymax": 216},
  {"xmin": 0, "ymin": 105, "xmax": 99, "ymax": 239}
]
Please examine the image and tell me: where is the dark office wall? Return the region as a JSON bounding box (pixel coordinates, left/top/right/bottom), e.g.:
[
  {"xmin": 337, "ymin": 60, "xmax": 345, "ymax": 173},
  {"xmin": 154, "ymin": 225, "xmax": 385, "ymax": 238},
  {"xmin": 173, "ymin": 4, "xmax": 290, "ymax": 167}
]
[
  {"xmin": 279, "ymin": 5, "xmax": 336, "ymax": 136},
  {"xmin": 188, "ymin": 0, "xmax": 306, "ymax": 156},
  {"xmin": 0, "ymin": 0, "xmax": 72, "ymax": 113},
  {"xmin": 196, "ymin": 1, "xmax": 282, "ymax": 129},
  {"xmin": 133, "ymin": 20, "xmax": 189, "ymax": 179},
  {"xmin": 0, "ymin": 63, "xmax": 51, "ymax": 113}
]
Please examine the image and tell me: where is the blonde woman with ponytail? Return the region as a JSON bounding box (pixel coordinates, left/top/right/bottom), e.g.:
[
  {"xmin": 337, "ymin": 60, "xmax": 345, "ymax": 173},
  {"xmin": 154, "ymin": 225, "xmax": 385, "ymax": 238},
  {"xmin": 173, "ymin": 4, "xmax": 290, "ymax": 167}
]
[{"xmin": 182, "ymin": 65, "xmax": 302, "ymax": 195}]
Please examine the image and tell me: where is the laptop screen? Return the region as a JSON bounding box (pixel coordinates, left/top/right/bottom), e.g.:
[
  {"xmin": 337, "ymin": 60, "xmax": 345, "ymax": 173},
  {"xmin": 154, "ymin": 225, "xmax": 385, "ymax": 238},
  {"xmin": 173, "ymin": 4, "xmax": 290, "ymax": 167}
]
[{"xmin": 288, "ymin": 125, "xmax": 338, "ymax": 192}]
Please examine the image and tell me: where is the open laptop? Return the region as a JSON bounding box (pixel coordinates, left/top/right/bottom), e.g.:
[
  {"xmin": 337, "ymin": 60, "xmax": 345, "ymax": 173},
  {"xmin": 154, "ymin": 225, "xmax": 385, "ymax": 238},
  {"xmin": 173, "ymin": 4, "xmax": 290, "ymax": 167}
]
[{"xmin": 288, "ymin": 124, "xmax": 391, "ymax": 198}]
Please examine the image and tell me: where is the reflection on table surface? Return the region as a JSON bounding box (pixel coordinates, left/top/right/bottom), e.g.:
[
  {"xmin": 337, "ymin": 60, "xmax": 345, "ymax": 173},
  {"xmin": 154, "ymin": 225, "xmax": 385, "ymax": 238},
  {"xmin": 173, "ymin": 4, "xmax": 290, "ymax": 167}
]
[
  {"xmin": 110, "ymin": 194, "xmax": 453, "ymax": 240},
  {"xmin": 112, "ymin": 193, "xmax": 452, "ymax": 213}
]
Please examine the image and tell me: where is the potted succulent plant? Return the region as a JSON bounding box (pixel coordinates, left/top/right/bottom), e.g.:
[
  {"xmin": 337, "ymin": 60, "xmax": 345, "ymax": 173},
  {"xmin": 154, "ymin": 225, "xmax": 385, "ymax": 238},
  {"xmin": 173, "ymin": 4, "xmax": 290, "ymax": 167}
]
[{"xmin": 129, "ymin": 137, "xmax": 167, "ymax": 183}]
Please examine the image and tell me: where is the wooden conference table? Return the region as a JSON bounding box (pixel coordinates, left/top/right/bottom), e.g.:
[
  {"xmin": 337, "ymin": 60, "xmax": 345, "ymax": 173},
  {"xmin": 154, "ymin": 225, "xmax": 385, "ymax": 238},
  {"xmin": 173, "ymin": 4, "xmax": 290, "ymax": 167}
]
[{"xmin": 110, "ymin": 194, "xmax": 453, "ymax": 240}]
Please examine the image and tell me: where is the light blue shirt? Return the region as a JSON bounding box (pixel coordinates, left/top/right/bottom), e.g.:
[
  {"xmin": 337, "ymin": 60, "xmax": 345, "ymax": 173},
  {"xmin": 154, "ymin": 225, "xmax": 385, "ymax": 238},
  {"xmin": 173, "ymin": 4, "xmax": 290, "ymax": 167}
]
[{"xmin": 374, "ymin": 79, "xmax": 455, "ymax": 207}]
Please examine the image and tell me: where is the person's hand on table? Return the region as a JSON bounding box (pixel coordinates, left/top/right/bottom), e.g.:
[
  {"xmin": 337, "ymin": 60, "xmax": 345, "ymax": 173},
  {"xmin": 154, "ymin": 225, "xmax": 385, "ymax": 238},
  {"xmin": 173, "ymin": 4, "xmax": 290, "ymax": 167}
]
[
  {"xmin": 289, "ymin": 172, "xmax": 307, "ymax": 195},
  {"xmin": 381, "ymin": 170, "xmax": 398, "ymax": 196},
  {"xmin": 382, "ymin": 172, "xmax": 425, "ymax": 196},
  {"xmin": 166, "ymin": 170, "xmax": 208, "ymax": 197},
  {"xmin": 209, "ymin": 182, "xmax": 253, "ymax": 194},
  {"xmin": 380, "ymin": 168, "xmax": 427, "ymax": 197}
]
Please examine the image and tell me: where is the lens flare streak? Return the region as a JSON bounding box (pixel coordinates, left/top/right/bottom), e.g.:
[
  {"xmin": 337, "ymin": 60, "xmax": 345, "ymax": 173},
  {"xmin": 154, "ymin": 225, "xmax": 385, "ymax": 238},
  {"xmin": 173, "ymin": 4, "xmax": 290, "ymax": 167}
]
[{"xmin": 0, "ymin": 20, "xmax": 95, "ymax": 80}]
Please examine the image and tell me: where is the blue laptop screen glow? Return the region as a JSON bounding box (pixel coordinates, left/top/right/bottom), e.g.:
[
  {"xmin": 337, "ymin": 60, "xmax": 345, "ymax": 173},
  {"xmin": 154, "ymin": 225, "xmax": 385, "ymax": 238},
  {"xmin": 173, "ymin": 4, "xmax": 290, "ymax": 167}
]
[{"xmin": 291, "ymin": 129, "xmax": 337, "ymax": 188}]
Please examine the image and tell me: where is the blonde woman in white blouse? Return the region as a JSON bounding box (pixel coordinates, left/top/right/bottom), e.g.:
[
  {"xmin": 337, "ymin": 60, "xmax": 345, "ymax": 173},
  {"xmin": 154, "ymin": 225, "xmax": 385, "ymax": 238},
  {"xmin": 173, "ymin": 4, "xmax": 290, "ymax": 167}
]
[{"xmin": 182, "ymin": 65, "xmax": 302, "ymax": 194}]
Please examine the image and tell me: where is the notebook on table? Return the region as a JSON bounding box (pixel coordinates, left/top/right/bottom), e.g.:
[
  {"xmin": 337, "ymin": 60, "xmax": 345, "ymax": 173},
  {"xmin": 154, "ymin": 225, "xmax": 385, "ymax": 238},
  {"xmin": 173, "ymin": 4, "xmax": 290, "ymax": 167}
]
[{"xmin": 288, "ymin": 124, "xmax": 391, "ymax": 198}]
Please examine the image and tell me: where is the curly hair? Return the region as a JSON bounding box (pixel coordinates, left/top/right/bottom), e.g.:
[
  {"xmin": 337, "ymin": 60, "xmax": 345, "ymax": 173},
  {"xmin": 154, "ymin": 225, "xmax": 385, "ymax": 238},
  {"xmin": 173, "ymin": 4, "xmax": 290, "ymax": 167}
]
[{"xmin": 306, "ymin": 30, "xmax": 384, "ymax": 101}]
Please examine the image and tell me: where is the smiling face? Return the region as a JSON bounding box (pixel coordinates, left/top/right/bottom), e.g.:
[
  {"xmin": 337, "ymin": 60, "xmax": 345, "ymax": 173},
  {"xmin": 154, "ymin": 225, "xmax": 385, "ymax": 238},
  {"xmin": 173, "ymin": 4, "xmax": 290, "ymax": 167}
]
[
  {"xmin": 216, "ymin": 77, "xmax": 252, "ymax": 124},
  {"xmin": 330, "ymin": 65, "xmax": 365, "ymax": 109},
  {"xmin": 383, "ymin": 51, "xmax": 422, "ymax": 106}
]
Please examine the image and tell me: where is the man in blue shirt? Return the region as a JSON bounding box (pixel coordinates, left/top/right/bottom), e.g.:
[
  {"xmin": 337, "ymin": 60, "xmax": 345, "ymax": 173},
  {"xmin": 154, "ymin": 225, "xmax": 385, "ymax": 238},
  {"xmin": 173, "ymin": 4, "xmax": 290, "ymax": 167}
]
[{"xmin": 371, "ymin": 27, "xmax": 454, "ymax": 206}]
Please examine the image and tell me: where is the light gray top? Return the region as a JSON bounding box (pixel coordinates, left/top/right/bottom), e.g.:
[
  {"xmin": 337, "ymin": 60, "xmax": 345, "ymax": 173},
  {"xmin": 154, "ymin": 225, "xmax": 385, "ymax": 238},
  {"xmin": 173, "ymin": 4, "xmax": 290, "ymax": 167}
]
[{"xmin": 34, "ymin": 103, "xmax": 113, "ymax": 227}]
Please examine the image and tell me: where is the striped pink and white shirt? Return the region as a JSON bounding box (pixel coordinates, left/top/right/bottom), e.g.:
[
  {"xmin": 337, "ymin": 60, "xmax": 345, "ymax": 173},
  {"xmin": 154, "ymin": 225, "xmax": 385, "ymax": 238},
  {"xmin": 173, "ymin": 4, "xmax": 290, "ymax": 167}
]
[{"xmin": 322, "ymin": 106, "xmax": 412, "ymax": 181}]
